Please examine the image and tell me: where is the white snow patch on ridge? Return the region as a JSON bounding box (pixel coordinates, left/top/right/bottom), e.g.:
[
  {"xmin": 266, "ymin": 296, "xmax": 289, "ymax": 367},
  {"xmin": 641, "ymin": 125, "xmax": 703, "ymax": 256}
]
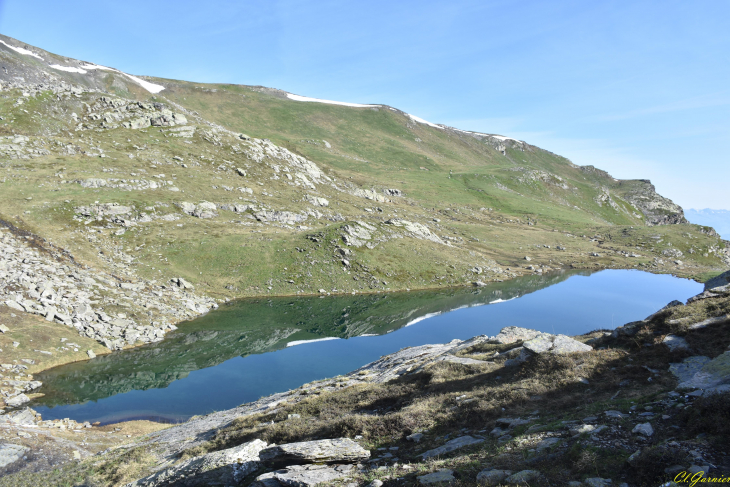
[
  {"xmin": 49, "ymin": 64, "xmax": 88, "ymax": 74},
  {"xmin": 407, "ymin": 113, "xmax": 443, "ymax": 130},
  {"xmin": 287, "ymin": 337, "xmax": 341, "ymax": 347},
  {"xmin": 81, "ymin": 64, "xmax": 165, "ymax": 94},
  {"xmin": 0, "ymin": 40, "xmax": 44, "ymax": 60},
  {"xmin": 286, "ymin": 93, "xmax": 379, "ymax": 108}
]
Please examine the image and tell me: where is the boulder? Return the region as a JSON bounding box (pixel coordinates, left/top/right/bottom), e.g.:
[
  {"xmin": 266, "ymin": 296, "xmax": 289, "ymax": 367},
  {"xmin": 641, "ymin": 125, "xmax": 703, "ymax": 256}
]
[
  {"xmin": 5, "ymin": 394, "xmax": 29, "ymax": 407},
  {"xmin": 259, "ymin": 438, "xmax": 369, "ymax": 465},
  {"xmin": 476, "ymin": 469, "xmax": 512, "ymax": 486},
  {"xmin": 421, "ymin": 436, "xmax": 484, "ymax": 459},
  {"xmin": 124, "ymin": 439, "xmax": 266, "ymax": 487},
  {"xmin": 677, "ymin": 351, "xmax": 730, "ymax": 391},
  {"xmin": 0, "ymin": 443, "xmax": 29, "ymax": 468},
  {"xmin": 489, "ymin": 326, "xmax": 543, "ymax": 344},
  {"xmin": 663, "ymin": 335, "xmax": 690, "ymax": 351},
  {"xmin": 523, "ymin": 334, "xmax": 592, "ymax": 355},
  {"xmin": 504, "ymin": 470, "xmax": 540, "ymax": 484},
  {"xmin": 255, "ymin": 464, "xmax": 354, "ymax": 487},
  {"xmin": 418, "ymin": 469, "xmax": 455, "ymax": 484},
  {"xmin": 632, "ymin": 423, "xmax": 654, "ymax": 436}
]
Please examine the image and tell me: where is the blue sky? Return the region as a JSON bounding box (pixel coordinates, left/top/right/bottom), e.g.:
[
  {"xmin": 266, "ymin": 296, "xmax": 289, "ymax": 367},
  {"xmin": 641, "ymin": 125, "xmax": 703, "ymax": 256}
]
[{"xmin": 1, "ymin": 0, "xmax": 728, "ymax": 209}]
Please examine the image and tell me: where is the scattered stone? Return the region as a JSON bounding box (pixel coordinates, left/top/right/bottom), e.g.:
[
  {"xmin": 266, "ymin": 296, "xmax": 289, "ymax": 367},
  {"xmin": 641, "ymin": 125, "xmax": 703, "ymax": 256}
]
[
  {"xmin": 0, "ymin": 324, "xmax": 8, "ymax": 333},
  {"xmin": 504, "ymin": 470, "xmax": 540, "ymax": 484},
  {"xmin": 420, "ymin": 435, "xmax": 484, "ymax": 459},
  {"xmin": 87, "ymin": 350, "xmax": 96, "ymax": 359},
  {"xmin": 418, "ymin": 469, "xmax": 455, "ymax": 484},
  {"xmin": 663, "ymin": 335, "xmax": 690, "ymax": 351},
  {"xmin": 632, "ymin": 423, "xmax": 654, "ymax": 436},
  {"xmin": 406, "ymin": 433, "xmax": 424, "ymax": 443},
  {"xmin": 476, "ymin": 469, "xmax": 512, "ymax": 486},
  {"xmin": 584, "ymin": 478, "xmax": 613, "ymax": 487}
]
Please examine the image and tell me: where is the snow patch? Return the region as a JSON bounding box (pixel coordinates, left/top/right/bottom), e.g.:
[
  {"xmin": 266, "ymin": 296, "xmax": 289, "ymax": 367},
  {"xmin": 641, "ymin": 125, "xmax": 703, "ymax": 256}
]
[
  {"xmin": 287, "ymin": 336, "xmax": 341, "ymax": 347},
  {"xmin": 81, "ymin": 63, "xmax": 165, "ymax": 94},
  {"xmin": 407, "ymin": 113, "xmax": 443, "ymax": 129},
  {"xmin": 451, "ymin": 127, "xmax": 520, "ymax": 142},
  {"xmin": 0, "ymin": 40, "xmax": 44, "ymax": 60},
  {"xmin": 49, "ymin": 64, "xmax": 88, "ymax": 74},
  {"xmin": 286, "ymin": 93, "xmax": 379, "ymax": 108}
]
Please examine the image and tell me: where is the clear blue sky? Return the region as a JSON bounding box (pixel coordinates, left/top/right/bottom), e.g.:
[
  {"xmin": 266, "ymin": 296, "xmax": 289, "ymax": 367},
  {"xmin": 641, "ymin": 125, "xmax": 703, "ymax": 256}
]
[{"xmin": 1, "ymin": 0, "xmax": 728, "ymax": 209}]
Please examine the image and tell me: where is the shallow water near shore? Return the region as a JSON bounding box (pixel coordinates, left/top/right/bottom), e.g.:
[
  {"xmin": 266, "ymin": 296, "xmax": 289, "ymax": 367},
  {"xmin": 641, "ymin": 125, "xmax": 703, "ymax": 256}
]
[{"xmin": 32, "ymin": 269, "xmax": 701, "ymax": 424}]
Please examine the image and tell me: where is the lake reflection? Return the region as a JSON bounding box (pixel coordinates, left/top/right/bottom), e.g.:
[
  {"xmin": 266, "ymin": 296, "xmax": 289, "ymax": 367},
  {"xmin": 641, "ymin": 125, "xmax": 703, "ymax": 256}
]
[{"xmin": 33, "ymin": 269, "xmax": 701, "ymax": 423}]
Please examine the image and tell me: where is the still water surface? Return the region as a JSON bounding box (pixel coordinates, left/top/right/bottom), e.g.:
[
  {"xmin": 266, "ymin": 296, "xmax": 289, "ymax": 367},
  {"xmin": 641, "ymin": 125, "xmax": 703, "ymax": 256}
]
[{"xmin": 32, "ymin": 269, "xmax": 701, "ymax": 423}]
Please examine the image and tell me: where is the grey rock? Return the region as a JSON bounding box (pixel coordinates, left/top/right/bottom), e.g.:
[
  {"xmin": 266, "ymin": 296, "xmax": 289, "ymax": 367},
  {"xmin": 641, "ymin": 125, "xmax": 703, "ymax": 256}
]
[
  {"xmin": 0, "ymin": 443, "xmax": 29, "ymax": 468},
  {"xmin": 421, "ymin": 435, "xmax": 484, "ymax": 459},
  {"xmin": 504, "ymin": 470, "xmax": 540, "ymax": 484},
  {"xmin": 407, "ymin": 433, "xmax": 424, "ymax": 443},
  {"xmin": 676, "ymin": 352, "xmax": 730, "ymax": 390},
  {"xmin": 632, "ymin": 423, "xmax": 653, "ymax": 436},
  {"xmin": 0, "ymin": 407, "xmax": 37, "ymax": 426},
  {"xmin": 535, "ymin": 437, "xmax": 561, "ymax": 451},
  {"xmin": 604, "ymin": 410, "xmax": 628, "ymax": 419},
  {"xmin": 523, "ymin": 334, "xmax": 592, "ymax": 355},
  {"xmin": 87, "ymin": 350, "xmax": 96, "ymax": 359},
  {"xmin": 257, "ymin": 464, "xmax": 355, "ymax": 487},
  {"xmin": 490, "ymin": 326, "xmax": 543, "ymax": 344},
  {"xmin": 476, "ymin": 469, "xmax": 512, "ymax": 486},
  {"xmin": 124, "ymin": 439, "xmax": 266, "ymax": 487},
  {"xmin": 5, "ymin": 394, "xmax": 29, "ymax": 407},
  {"xmin": 259, "ymin": 438, "xmax": 369, "ymax": 465},
  {"xmin": 418, "ymin": 469, "xmax": 455, "ymax": 484},
  {"xmin": 368, "ymin": 480, "xmax": 384, "ymax": 487},
  {"xmin": 570, "ymin": 424, "xmax": 597, "ymax": 435},
  {"xmin": 663, "ymin": 335, "xmax": 690, "ymax": 352},
  {"xmin": 584, "ymin": 478, "xmax": 613, "ymax": 487},
  {"xmin": 669, "ymin": 356, "xmax": 712, "ymax": 383},
  {"xmin": 0, "ymin": 324, "xmax": 8, "ymax": 333}
]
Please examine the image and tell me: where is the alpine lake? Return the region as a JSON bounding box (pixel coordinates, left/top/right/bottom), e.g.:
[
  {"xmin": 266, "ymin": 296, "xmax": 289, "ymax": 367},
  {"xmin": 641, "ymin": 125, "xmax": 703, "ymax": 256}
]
[{"xmin": 31, "ymin": 269, "xmax": 702, "ymax": 424}]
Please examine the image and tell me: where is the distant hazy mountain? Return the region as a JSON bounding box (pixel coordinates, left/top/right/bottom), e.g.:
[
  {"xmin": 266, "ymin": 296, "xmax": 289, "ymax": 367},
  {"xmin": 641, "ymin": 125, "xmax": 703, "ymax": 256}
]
[{"xmin": 686, "ymin": 209, "xmax": 730, "ymax": 239}]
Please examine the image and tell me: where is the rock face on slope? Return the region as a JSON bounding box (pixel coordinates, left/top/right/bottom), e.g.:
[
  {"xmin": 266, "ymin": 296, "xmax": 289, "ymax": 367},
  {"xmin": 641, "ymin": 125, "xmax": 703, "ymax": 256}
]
[{"xmin": 618, "ymin": 179, "xmax": 687, "ymax": 226}]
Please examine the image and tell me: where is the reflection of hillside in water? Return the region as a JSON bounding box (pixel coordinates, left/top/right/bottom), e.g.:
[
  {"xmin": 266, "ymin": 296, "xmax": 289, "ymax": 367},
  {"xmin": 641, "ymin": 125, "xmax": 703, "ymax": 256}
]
[{"xmin": 35, "ymin": 270, "xmax": 587, "ymax": 407}]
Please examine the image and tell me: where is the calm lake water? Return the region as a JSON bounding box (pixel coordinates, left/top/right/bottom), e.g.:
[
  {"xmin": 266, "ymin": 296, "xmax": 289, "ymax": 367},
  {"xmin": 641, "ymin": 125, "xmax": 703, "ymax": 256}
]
[{"xmin": 32, "ymin": 269, "xmax": 701, "ymax": 424}]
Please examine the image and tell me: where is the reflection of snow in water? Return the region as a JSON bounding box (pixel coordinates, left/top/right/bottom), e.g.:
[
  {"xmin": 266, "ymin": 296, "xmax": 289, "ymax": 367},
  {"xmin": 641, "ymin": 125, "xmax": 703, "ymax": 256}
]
[
  {"xmin": 405, "ymin": 311, "xmax": 442, "ymax": 327},
  {"xmin": 286, "ymin": 336, "xmax": 341, "ymax": 347}
]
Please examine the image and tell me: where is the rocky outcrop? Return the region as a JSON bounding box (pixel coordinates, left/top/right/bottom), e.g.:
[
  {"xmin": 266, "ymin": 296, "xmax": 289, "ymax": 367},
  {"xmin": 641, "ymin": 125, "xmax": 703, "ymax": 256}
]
[
  {"xmin": 618, "ymin": 179, "xmax": 687, "ymax": 226},
  {"xmin": 125, "ymin": 439, "xmax": 267, "ymax": 487}
]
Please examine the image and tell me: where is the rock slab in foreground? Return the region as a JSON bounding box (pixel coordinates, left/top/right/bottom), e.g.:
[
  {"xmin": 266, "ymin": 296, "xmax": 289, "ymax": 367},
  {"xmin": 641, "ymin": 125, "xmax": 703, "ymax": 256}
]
[
  {"xmin": 255, "ymin": 464, "xmax": 355, "ymax": 487},
  {"xmin": 124, "ymin": 439, "xmax": 267, "ymax": 487},
  {"xmin": 259, "ymin": 438, "xmax": 369, "ymax": 465}
]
